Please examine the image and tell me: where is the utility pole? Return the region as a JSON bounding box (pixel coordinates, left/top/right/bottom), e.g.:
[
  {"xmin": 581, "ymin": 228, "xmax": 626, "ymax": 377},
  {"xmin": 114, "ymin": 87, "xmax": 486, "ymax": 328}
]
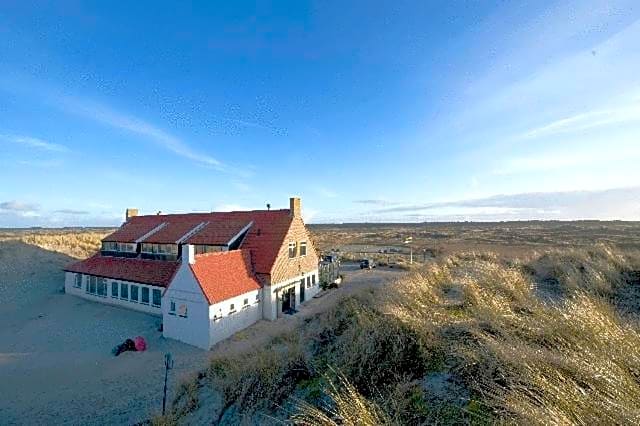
[
  {"xmin": 404, "ymin": 236, "xmax": 413, "ymax": 265},
  {"xmin": 162, "ymin": 353, "xmax": 174, "ymax": 415}
]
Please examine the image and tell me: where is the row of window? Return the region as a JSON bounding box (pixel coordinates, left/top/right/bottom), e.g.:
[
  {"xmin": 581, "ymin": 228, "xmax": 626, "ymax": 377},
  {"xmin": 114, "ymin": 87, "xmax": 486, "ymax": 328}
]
[
  {"xmin": 288, "ymin": 241, "xmax": 308, "ymax": 258},
  {"xmin": 74, "ymin": 274, "xmax": 161, "ymax": 307},
  {"xmin": 140, "ymin": 243, "xmax": 178, "ymax": 255},
  {"xmin": 102, "ymin": 242, "xmax": 136, "ymax": 252}
]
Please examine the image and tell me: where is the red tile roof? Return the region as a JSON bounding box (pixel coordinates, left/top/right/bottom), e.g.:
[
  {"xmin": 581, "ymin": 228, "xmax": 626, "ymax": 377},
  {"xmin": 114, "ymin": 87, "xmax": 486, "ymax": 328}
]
[
  {"xmin": 64, "ymin": 255, "xmax": 179, "ymax": 287},
  {"xmin": 190, "ymin": 250, "xmax": 261, "ymax": 304},
  {"xmin": 142, "ymin": 219, "xmax": 205, "ymax": 244},
  {"xmin": 104, "ymin": 210, "xmax": 293, "ymax": 275},
  {"xmin": 185, "ymin": 219, "xmax": 251, "ymax": 245},
  {"xmin": 103, "ymin": 217, "xmax": 165, "ymax": 243}
]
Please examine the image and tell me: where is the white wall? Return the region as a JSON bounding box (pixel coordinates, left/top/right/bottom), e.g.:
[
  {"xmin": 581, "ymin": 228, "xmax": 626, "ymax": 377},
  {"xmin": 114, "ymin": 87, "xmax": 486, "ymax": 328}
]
[
  {"xmin": 161, "ymin": 262, "xmax": 210, "ymax": 349},
  {"xmin": 64, "ymin": 272, "xmax": 163, "ymax": 316},
  {"xmin": 208, "ymin": 289, "xmax": 261, "ymax": 347},
  {"xmin": 262, "ymin": 268, "xmax": 320, "ymax": 321}
]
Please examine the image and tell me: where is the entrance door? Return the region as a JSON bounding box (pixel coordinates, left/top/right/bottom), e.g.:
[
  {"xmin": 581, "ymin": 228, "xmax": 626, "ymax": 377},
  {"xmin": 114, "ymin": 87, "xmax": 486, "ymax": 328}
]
[
  {"xmin": 282, "ymin": 287, "xmax": 296, "ymax": 312},
  {"xmin": 300, "ymin": 279, "xmax": 305, "ymax": 303}
]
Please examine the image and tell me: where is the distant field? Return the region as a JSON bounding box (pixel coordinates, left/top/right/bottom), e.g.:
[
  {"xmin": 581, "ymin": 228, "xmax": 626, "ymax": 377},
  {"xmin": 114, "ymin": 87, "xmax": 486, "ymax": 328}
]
[{"xmin": 309, "ymin": 221, "xmax": 640, "ymax": 260}]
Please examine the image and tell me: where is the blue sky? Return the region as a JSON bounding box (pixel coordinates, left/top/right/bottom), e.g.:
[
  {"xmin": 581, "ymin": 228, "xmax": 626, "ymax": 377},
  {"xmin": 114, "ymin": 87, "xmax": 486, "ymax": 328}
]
[{"xmin": 1, "ymin": 0, "xmax": 639, "ymax": 226}]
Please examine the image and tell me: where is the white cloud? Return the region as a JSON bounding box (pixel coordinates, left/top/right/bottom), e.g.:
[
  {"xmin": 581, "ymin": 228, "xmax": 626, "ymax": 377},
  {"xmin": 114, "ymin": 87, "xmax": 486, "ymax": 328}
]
[
  {"xmin": 372, "ymin": 187, "xmax": 640, "ymax": 221},
  {"xmin": 0, "ymin": 200, "xmax": 39, "ymax": 212},
  {"xmin": 0, "ymin": 134, "xmax": 69, "ymax": 152},
  {"xmin": 317, "ymin": 187, "xmax": 338, "ymax": 198}
]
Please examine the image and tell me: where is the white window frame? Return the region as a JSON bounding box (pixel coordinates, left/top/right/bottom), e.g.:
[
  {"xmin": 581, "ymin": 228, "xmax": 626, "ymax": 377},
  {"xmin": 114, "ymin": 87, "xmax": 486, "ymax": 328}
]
[
  {"xmin": 74, "ymin": 274, "xmax": 82, "ymax": 288},
  {"xmin": 120, "ymin": 283, "xmax": 129, "ymax": 300},
  {"xmin": 111, "ymin": 281, "xmax": 118, "ymax": 298},
  {"xmin": 152, "ymin": 289, "xmax": 162, "ymax": 307},
  {"xmin": 300, "ymin": 241, "xmax": 307, "ymax": 257},
  {"xmin": 288, "ymin": 241, "xmax": 297, "ymax": 258},
  {"xmin": 169, "ymin": 300, "xmax": 176, "ymax": 315}
]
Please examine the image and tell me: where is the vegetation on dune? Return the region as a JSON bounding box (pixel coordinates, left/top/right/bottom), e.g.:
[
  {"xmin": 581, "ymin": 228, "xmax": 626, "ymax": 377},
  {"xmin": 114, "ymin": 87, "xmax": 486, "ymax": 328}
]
[
  {"xmin": 0, "ymin": 229, "xmax": 112, "ymax": 259},
  {"xmin": 157, "ymin": 244, "xmax": 640, "ymax": 425}
]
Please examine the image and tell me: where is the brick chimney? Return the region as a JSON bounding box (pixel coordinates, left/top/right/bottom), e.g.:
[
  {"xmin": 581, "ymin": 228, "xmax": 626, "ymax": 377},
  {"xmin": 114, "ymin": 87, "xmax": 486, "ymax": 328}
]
[
  {"xmin": 289, "ymin": 197, "xmax": 301, "ymax": 218},
  {"xmin": 125, "ymin": 208, "xmax": 139, "ymax": 221}
]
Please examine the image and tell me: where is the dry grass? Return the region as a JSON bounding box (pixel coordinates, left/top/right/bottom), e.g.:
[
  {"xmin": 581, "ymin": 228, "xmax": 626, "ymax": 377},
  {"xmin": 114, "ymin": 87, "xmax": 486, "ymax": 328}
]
[
  {"xmin": 0, "ymin": 229, "xmax": 112, "ymax": 259},
  {"xmin": 162, "ymin": 244, "xmax": 640, "ymax": 425}
]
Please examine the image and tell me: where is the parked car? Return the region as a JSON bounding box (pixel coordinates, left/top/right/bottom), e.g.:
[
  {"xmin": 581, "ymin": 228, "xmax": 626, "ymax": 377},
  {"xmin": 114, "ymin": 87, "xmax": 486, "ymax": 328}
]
[{"xmin": 360, "ymin": 259, "xmax": 376, "ymax": 269}]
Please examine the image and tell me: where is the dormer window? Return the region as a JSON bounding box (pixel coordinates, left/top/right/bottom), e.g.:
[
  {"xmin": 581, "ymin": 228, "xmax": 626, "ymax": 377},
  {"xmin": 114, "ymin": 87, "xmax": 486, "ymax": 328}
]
[{"xmin": 288, "ymin": 242, "xmax": 297, "ymax": 258}]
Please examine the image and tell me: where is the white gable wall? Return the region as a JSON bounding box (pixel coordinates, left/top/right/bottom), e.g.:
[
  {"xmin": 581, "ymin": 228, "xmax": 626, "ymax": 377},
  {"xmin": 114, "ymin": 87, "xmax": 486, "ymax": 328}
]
[
  {"xmin": 208, "ymin": 289, "xmax": 261, "ymax": 348},
  {"xmin": 161, "ymin": 262, "xmax": 210, "ymax": 349}
]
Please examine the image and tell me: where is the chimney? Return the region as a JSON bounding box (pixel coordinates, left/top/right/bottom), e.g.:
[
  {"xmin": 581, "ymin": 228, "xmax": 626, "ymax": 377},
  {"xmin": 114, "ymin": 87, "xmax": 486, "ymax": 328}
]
[
  {"xmin": 184, "ymin": 244, "xmax": 196, "ymax": 264},
  {"xmin": 289, "ymin": 197, "xmax": 301, "ymax": 218},
  {"xmin": 125, "ymin": 208, "xmax": 139, "ymax": 221}
]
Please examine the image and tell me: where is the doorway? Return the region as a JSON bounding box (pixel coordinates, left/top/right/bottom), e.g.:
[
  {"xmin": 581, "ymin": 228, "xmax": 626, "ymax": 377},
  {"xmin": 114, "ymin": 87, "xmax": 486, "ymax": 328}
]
[
  {"xmin": 300, "ymin": 279, "xmax": 305, "ymax": 303},
  {"xmin": 282, "ymin": 287, "xmax": 296, "ymax": 313}
]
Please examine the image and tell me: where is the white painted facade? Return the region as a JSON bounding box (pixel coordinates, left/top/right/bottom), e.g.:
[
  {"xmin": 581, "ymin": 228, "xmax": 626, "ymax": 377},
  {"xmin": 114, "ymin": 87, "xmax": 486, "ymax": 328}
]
[{"xmin": 64, "ymin": 271, "xmax": 163, "ymax": 316}]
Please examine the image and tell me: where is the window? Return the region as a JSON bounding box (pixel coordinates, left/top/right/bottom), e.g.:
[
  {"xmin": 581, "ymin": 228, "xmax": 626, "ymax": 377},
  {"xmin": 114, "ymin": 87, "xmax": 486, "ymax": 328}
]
[
  {"xmin": 111, "ymin": 282, "xmax": 118, "ymax": 298},
  {"xmin": 152, "ymin": 289, "xmax": 161, "ymax": 307},
  {"xmin": 178, "ymin": 304, "xmax": 188, "ymax": 317},
  {"xmin": 131, "ymin": 285, "xmax": 139, "ymax": 302},
  {"xmin": 88, "ymin": 276, "xmax": 97, "ymax": 294},
  {"xmin": 169, "ymin": 300, "xmax": 176, "ymax": 315},
  {"xmin": 229, "ymin": 303, "xmax": 236, "ymax": 313},
  {"xmin": 288, "ymin": 242, "xmax": 297, "ymax": 258},
  {"xmin": 255, "ymin": 294, "xmax": 260, "ymax": 304},
  {"xmin": 312, "ymin": 274, "xmax": 316, "ymax": 285},
  {"xmin": 120, "ymin": 283, "xmax": 129, "ymax": 300},
  {"xmin": 141, "ymin": 287, "xmax": 150, "ymax": 304},
  {"xmin": 300, "ymin": 241, "xmax": 307, "ymax": 256},
  {"xmin": 242, "ymin": 298, "xmax": 249, "ymax": 309},
  {"xmin": 74, "ymin": 274, "xmax": 82, "ymax": 288},
  {"xmin": 213, "ymin": 308, "xmax": 222, "ymax": 321},
  {"xmin": 97, "ymin": 278, "xmax": 107, "ymax": 297},
  {"xmin": 307, "ymin": 276, "xmax": 311, "ymax": 288}
]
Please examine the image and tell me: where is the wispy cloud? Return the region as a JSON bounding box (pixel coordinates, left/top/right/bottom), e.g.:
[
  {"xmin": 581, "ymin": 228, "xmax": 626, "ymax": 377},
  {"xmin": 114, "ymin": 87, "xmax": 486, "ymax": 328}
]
[
  {"xmin": 53, "ymin": 209, "xmax": 90, "ymax": 215},
  {"xmin": 58, "ymin": 97, "xmax": 233, "ymax": 171},
  {"xmin": 0, "ymin": 134, "xmax": 69, "ymax": 152},
  {"xmin": 353, "ymin": 199, "xmax": 400, "ymax": 206},
  {"xmin": 372, "ymin": 187, "xmax": 640, "ymax": 221},
  {"xmin": 0, "ymin": 200, "xmax": 41, "ymax": 218},
  {"xmin": 521, "ymin": 100, "xmax": 640, "ymax": 140}
]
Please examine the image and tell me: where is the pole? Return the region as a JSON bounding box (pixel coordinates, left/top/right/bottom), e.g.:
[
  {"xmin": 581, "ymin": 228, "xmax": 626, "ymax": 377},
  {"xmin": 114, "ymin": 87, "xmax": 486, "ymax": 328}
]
[
  {"xmin": 410, "ymin": 246, "xmax": 413, "ymax": 264},
  {"xmin": 162, "ymin": 353, "xmax": 174, "ymax": 415}
]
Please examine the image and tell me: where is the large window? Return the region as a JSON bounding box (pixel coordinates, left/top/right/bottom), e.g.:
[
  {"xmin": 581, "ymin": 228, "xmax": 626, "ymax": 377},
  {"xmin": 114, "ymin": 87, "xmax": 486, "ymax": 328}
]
[
  {"xmin": 194, "ymin": 245, "xmax": 224, "ymax": 255},
  {"xmin": 300, "ymin": 241, "xmax": 307, "ymax": 256},
  {"xmin": 97, "ymin": 278, "xmax": 107, "ymax": 297},
  {"xmin": 74, "ymin": 274, "xmax": 82, "ymax": 288},
  {"xmin": 306, "ymin": 276, "xmax": 311, "ymax": 288},
  {"xmin": 88, "ymin": 276, "xmax": 97, "ymax": 294},
  {"xmin": 141, "ymin": 243, "xmax": 178, "ymax": 255},
  {"xmin": 288, "ymin": 242, "xmax": 297, "ymax": 258},
  {"xmin": 120, "ymin": 283, "xmax": 129, "ymax": 300},
  {"xmin": 102, "ymin": 242, "xmax": 136, "ymax": 252},
  {"xmin": 111, "ymin": 282, "xmax": 118, "ymax": 298},
  {"xmin": 152, "ymin": 289, "xmax": 161, "ymax": 307},
  {"xmin": 312, "ymin": 274, "xmax": 316, "ymax": 285},
  {"xmin": 141, "ymin": 287, "xmax": 150, "ymax": 304},
  {"xmin": 131, "ymin": 285, "xmax": 139, "ymax": 302}
]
